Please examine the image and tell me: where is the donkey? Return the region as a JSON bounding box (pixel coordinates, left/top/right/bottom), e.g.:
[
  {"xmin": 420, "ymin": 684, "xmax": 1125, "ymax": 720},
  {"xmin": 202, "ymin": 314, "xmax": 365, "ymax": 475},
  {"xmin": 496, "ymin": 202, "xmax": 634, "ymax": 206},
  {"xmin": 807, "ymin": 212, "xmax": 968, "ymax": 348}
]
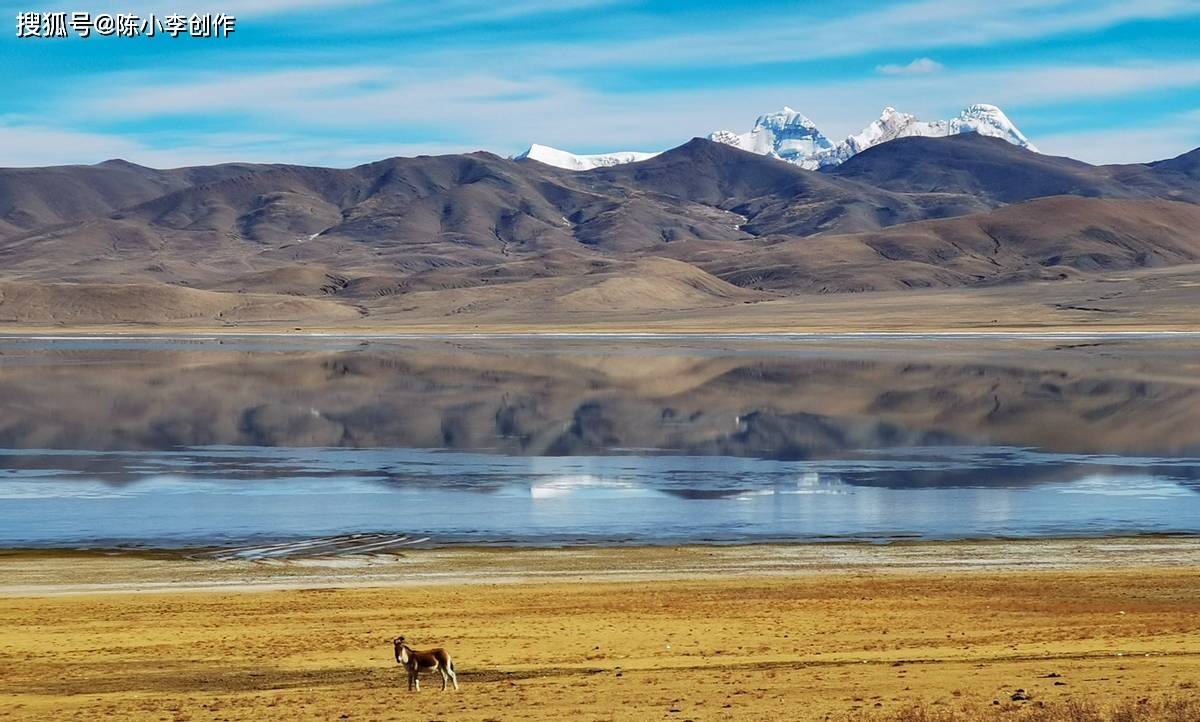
[{"xmin": 393, "ymin": 636, "xmax": 458, "ymax": 691}]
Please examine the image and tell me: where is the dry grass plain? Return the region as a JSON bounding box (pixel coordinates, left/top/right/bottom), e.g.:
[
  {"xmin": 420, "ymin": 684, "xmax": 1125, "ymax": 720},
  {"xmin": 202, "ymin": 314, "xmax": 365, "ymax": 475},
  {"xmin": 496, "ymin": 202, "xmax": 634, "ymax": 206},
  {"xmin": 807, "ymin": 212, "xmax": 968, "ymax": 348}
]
[
  {"xmin": 5, "ymin": 262, "xmax": 1200, "ymax": 334},
  {"xmin": 1, "ymin": 547, "xmax": 1199, "ymax": 721}
]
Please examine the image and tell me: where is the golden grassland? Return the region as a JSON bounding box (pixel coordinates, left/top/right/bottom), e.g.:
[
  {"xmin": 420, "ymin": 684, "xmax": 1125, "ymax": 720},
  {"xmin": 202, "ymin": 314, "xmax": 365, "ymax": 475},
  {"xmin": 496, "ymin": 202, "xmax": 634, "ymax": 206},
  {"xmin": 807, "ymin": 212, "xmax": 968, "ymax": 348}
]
[
  {"xmin": 859, "ymin": 697, "xmax": 1200, "ymax": 722},
  {"xmin": 1, "ymin": 548, "xmax": 1199, "ymax": 721}
]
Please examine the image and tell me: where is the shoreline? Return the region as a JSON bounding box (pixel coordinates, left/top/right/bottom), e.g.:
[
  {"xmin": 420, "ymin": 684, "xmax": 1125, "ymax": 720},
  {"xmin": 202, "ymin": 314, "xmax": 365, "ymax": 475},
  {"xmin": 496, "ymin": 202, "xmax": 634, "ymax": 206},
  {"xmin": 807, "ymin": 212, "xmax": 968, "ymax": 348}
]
[
  {"xmin": 3, "ymin": 536, "xmax": 1198, "ymax": 597},
  {"xmin": 3, "ymin": 529, "xmax": 1200, "ymax": 556},
  {"xmin": 5, "ymin": 327, "xmax": 1200, "ymax": 338}
]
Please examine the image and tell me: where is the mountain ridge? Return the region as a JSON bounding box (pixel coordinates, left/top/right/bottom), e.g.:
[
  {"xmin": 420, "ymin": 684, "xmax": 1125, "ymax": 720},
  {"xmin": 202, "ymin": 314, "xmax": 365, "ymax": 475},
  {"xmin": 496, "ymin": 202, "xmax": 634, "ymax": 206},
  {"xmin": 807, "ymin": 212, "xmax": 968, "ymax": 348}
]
[
  {"xmin": 517, "ymin": 103, "xmax": 1038, "ymax": 172},
  {"xmin": 4, "ymin": 134, "xmax": 1200, "ymax": 327}
]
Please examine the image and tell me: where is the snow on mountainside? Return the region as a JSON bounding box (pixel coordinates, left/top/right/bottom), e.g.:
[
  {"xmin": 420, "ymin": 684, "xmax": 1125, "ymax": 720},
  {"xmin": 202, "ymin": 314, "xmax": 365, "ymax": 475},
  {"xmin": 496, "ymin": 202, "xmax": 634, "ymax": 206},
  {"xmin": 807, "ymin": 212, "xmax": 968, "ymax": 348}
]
[
  {"xmin": 513, "ymin": 143, "xmax": 659, "ymax": 171},
  {"xmin": 817, "ymin": 104, "xmax": 1038, "ymax": 166},
  {"xmin": 516, "ymin": 104, "xmax": 1036, "ymax": 171},
  {"xmin": 708, "ymin": 107, "xmax": 836, "ymax": 170},
  {"xmin": 712, "ymin": 103, "xmax": 1037, "ymax": 168}
]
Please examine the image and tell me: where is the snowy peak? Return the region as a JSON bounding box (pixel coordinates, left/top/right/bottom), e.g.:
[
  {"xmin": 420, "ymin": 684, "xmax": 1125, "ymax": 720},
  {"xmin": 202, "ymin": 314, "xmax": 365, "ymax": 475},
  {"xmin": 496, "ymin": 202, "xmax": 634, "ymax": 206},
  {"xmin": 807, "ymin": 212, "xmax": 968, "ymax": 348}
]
[
  {"xmin": 711, "ymin": 103, "xmax": 1036, "ymax": 168},
  {"xmin": 755, "ymin": 106, "xmax": 822, "ymax": 134},
  {"xmin": 828, "ymin": 104, "xmax": 1037, "ymax": 165},
  {"xmin": 516, "ymin": 103, "xmax": 1036, "ymax": 172},
  {"xmin": 950, "ymin": 104, "xmax": 1036, "ymax": 152},
  {"xmin": 707, "ymin": 107, "xmax": 835, "ymax": 170},
  {"xmin": 836, "ymin": 106, "xmax": 923, "ymax": 162},
  {"xmin": 513, "ymin": 143, "xmax": 658, "ymax": 171}
]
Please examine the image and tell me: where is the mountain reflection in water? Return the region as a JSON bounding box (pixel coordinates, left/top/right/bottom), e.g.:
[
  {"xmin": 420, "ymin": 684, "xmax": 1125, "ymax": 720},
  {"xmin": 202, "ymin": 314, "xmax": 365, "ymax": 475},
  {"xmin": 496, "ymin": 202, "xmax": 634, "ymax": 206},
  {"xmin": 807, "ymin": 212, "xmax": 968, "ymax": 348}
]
[{"xmin": 0, "ymin": 335, "xmax": 1198, "ymax": 547}]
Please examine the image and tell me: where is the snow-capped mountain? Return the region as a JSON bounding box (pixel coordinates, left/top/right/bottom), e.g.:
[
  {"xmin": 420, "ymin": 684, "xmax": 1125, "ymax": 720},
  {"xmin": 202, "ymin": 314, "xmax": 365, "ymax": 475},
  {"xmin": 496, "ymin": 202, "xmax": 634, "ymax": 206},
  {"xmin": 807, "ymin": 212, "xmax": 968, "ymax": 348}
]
[
  {"xmin": 513, "ymin": 143, "xmax": 659, "ymax": 171},
  {"xmin": 815, "ymin": 104, "xmax": 1038, "ymax": 166},
  {"xmin": 707, "ymin": 107, "xmax": 835, "ymax": 170},
  {"xmin": 516, "ymin": 104, "xmax": 1036, "ymax": 171}
]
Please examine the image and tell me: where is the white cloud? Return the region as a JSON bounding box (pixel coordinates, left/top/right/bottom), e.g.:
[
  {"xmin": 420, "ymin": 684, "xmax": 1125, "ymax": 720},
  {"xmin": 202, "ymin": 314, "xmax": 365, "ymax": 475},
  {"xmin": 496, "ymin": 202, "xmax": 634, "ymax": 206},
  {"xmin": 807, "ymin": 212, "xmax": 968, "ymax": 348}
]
[
  {"xmin": 436, "ymin": 0, "xmax": 1200, "ymax": 70},
  {"xmin": 877, "ymin": 58, "xmax": 945, "ymax": 75},
  {"xmin": 86, "ymin": 67, "xmax": 393, "ymax": 117},
  {"xmin": 366, "ymin": 0, "xmax": 625, "ymax": 27},
  {"xmin": 73, "ymin": 60, "xmax": 1200, "ymax": 137},
  {"xmin": 1035, "ymin": 113, "xmax": 1200, "ymax": 164},
  {"xmin": 0, "ymin": 124, "xmax": 147, "ymax": 168},
  {"xmin": 683, "ymin": 61, "xmax": 1200, "ymax": 143},
  {"xmin": 7, "ymin": 0, "xmax": 1200, "ymax": 167},
  {"xmin": 0, "ymin": 120, "xmax": 475, "ymax": 168},
  {"xmin": 22, "ymin": 58, "xmax": 1200, "ymax": 166}
]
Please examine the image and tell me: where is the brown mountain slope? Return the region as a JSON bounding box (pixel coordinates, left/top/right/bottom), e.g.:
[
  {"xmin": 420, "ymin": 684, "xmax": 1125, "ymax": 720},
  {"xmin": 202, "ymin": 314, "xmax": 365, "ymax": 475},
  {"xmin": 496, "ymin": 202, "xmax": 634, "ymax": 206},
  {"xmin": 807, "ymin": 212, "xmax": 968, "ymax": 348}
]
[
  {"xmin": 360, "ymin": 256, "xmax": 768, "ymax": 319},
  {"xmin": 706, "ymin": 196, "xmax": 1200, "ymax": 292},
  {"xmin": 569, "ymin": 137, "xmax": 994, "ymax": 236},
  {"xmin": 0, "ymin": 150, "xmax": 753, "ymax": 286},
  {"xmin": 551, "ymin": 257, "xmax": 760, "ymax": 311},
  {"xmin": 1147, "ymin": 146, "xmax": 1200, "ymax": 179},
  {"xmin": 0, "ymin": 141, "xmax": 990, "ymax": 295},
  {"xmin": 0, "ymin": 281, "xmax": 363, "ymax": 325},
  {"xmin": 0, "ymin": 159, "xmax": 270, "ymax": 241},
  {"xmin": 2, "ymin": 138, "xmax": 1200, "ymax": 327},
  {"xmin": 829, "ymin": 134, "xmax": 1200, "ymax": 204}
]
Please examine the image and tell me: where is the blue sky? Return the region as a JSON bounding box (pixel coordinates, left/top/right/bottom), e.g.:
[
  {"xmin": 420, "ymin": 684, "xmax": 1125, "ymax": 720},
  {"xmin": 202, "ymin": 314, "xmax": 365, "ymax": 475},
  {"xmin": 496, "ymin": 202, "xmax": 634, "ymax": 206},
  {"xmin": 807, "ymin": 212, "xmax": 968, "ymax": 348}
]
[{"xmin": 2, "ymin": 0, "xmax": 1200, "ymax": 167}]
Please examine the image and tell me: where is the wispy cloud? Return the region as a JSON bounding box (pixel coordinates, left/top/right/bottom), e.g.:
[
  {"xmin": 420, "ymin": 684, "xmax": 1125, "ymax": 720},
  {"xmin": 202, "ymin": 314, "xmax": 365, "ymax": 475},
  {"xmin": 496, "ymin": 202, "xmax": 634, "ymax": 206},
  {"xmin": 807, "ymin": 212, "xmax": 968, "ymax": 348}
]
[
  {"xmin": 440, "ymin": 0, "xmax": 1200, "ymax": 70},
  {"xmin": 366, "ymin": 0, "xmax": 627, "ymax": 27},
  {"xmin": 0, "ymin": 118, "xmax": 474, "ymax": 167},
  {"xmin": 877, "ymin": 57, "xmax": 945, "ymax": 75},
  {"xmin": 55, "ymin": 60, "xmax": 1200, "ymax": 153},
  {"xmin": 3, "ymin": 0, "xmax": 1200, "ymax": 166},
  {"xmin": 0, "ymin": 123, "xmax": 148, "ymax": 168},
  {"xmin": 1035, "ymin": 110, "xmax": 1200, "ymax": 164}
]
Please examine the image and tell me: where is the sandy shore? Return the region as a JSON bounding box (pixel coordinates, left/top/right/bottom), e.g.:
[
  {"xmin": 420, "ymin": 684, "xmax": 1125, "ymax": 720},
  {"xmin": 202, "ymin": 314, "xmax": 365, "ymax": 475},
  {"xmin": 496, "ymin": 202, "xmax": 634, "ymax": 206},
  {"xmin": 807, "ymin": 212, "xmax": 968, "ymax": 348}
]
[
  {"xmin": 2, "ymin": 538, "xmax": 1200, "ymax": 596},
  {"xmin": 2, "ymin": 540, "xmax": 1199, "ymax": 721}
]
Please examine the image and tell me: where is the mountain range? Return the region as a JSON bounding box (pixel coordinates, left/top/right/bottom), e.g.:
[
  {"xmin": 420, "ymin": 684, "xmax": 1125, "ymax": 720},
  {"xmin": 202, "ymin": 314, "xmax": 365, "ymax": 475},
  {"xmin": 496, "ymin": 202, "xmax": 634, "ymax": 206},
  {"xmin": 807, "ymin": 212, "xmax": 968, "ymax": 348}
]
[
  {"xmin": 517, "ymin": 103, "xmax": 1036, "ymax": 171},
  {"xmin": 2, "ymin": 124, "xmax": 1200, "ymax": 328}
]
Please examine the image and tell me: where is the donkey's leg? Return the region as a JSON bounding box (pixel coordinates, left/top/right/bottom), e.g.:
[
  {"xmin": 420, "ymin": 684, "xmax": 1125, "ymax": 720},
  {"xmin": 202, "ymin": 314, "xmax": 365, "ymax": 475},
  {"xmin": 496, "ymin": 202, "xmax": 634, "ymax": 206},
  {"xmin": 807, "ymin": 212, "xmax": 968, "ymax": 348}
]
[{"xmin": 414, "ymin": 671, "xmax": 421, "ymax": 691}]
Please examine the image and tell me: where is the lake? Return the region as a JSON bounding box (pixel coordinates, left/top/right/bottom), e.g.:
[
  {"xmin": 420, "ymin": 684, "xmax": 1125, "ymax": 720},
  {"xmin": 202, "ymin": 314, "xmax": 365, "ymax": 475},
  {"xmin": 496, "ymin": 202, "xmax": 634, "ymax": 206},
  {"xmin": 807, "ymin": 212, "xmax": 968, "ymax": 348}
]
[{"xmin": 1, "ymin": 334, "xmax": 1199, "ymax": 551}]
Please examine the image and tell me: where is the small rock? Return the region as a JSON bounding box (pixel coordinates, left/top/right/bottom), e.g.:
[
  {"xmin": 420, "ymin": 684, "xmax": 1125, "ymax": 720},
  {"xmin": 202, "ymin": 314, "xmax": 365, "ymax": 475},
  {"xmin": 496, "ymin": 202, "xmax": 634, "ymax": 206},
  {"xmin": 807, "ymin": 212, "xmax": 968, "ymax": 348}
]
[{"xmin": 1011, "ymin": 690, "xmax": 1030, "ymax": 702}]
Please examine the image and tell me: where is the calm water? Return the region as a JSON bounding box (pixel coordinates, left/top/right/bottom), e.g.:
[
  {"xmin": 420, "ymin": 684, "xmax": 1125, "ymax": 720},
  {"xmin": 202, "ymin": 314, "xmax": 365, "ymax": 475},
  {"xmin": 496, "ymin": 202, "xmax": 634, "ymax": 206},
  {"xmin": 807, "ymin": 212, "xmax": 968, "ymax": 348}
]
[{"xmin": 1, "ymin": 335, "xmax": 1199, "ymax": 548}]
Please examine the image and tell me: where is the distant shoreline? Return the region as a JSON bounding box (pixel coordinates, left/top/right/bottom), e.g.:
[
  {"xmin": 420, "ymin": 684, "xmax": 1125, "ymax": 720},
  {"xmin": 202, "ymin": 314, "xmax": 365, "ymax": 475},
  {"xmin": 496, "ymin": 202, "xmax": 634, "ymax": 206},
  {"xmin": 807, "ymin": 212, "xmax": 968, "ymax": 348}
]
[
  {"xmin": 3, "ymin": 536, "xmax": 1197, "ymax": 597},
  {"xmin": 3, "ymin": 531, "xmax": 1200, "ymax": 559},
  {"xmin": 4, "ymin": 328, "xmax": 1200, "ymax": 339}
]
